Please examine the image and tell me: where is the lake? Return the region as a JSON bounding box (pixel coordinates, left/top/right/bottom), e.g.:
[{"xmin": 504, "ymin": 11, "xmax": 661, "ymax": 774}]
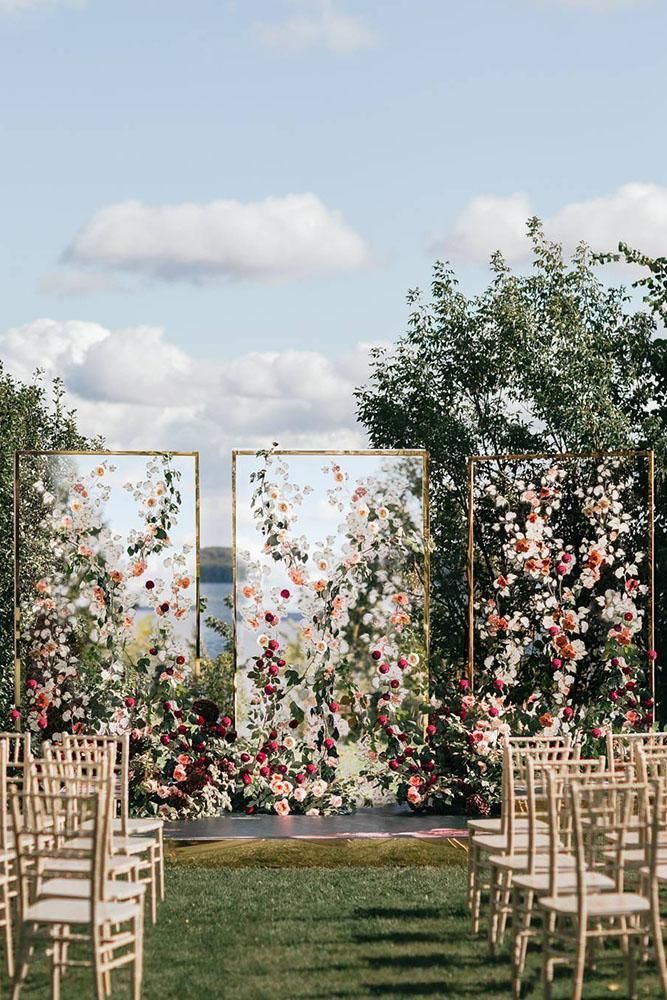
[{"xmin": 200, "ymin": 580, "xmax": 233, "ymax": 659}]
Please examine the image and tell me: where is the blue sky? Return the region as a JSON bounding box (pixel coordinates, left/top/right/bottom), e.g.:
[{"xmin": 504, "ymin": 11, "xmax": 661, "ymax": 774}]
[{"xmin": 1, "ymin": 0, "xmax": 666, "ymax": 542}]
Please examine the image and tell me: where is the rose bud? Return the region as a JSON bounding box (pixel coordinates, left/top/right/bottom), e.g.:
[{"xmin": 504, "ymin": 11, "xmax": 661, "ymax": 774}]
[
  {"xmin": 371, "ymin": 650, "xmax": 382, "ymax": 660},
  {"xmin": 277, "ymin": 764, "xmax": 287, "ymax": 775},
  {"xmin": 145, "ymin": 580, "xmax": 155, "ymax": 590},
  {"xmin": 160, "ymin": 602, "xmax": 170, "ymax": 613},
  {"xmin": 246, "ymin": 806, "xmax": 255, "ymax": 815},
  {"xmin": 648, "ymin": 650, "xmax": 658, "ymax": 661},
  {"xmin": 488, "ymin": 707, "xmax": 499, "ymax": 718},
  {"xmin": 398, "ymin": 657, "xmax": 408, "ymax": 669},
  {"xmin": 265, "ymin": 612, "xmax": 275, "ymax": 623},
  {"xmin": 125, "ymin": 696, "xmax": 136, "ymax": 708},
  {"xmin": 295, "ymin": 773, "xmax": 306, "ymax": 784},
  {"xmin": 241, "ymin": 771, "xmax": 252, "ymax": 786},
  {"xmin": 494, "ymin": 678, "xmax": 504, "ymax": 690},
  {"xmin": 276, "ymin": 659, "xmax": 286, "ymax": 667},
  {"xmin": 256, "ymin": 751, "xmax": 267, "ymax": 763},
  {"xmin": 305, "ymin": 763, "xmax": 317, "ymax": 774},
  {"xmin": 176, "ymin": 655, "xmax": 186, "ymax": 665},
  {"xmin": 404, "ymin": 746, "xmax": 414, "ymax": 756},
  {"xmin": 268, "ymin": 664, "xmax": 279, "ymax": 677},
  {"xmin": 268, "ymin": 741, "xmax": 279, "ymax": 753},
  {"xmin": 556, "ymin": 563, "xmax": 567, "ymax": 575},
  {"xmin": 611, "ymin": 656, "xmax": 620, "ymax": 667},
  {"xmin": 280, "ymin": 589, "xmax": 290, "ymax": 599},
  {"xmin": 379, "ymin": 663, "xmax": 390, "ymax": 675},
  {"xmin": 548, "ymin": 626, "xmax": 559, "ymax": 636},
  {"xmin": 624, "ymin": 612, "xmax": 633, "ymax": 622},
  {"xmin": 163, "ymin": 701, "xmax": 173, "ymax": 712},
  {"xmin": 426, "ymin": 724, "xmax": 437, "ymax": 736},
  {"xmin": 329, "ymin": 701, "xmax": 339, "ymax": 713},
  {"xmin": 222, "ymin": 716, "xmax": 232, "ymax": 728},
  {"xmin": 269, "ymin": 730, "xmax": 278, "ymax": 739},
  {"xmin": 289, "ymin": 719, "xmax": 299, "ymax": 729},
  {"xmin": 551, "ymin": 657, "xmax": 562, "ymax": 669},
  {"xmin": 264, "ymin": 684, "xmax": 275, "ymax": 695},
  {"xmin": 268, "ymin": 639, "xmax": 280, "ymax": 651},
  {"xmin": 324, "ymin": 738, "xmax": 335, "ymax": 750},
  {"xmin": 610, "ymin": 691, "xmax": 619, "ymax": 702},
  {"xmin": 378, "ymin": 714, "xmax": 389, "ymax": 726},
  {"xmin": 459, "ymin": 678, "xmax": 469, "ymax": 691},
  {"xmin": 37, "ymin": 715, "xmax": 48, "ymax": 730},
  {"xmin": 26, "ymin": 679, "xmax": 38, "ymax": 690},
  {"xmin": 174, "ymin": 709, "xmax": 183, "ymax": 719},
  {"xmin": 149, "ymin": 647, "xmax": 158, "ymax": 656},
  {"xmin": 178, "ymin": 724, "xmax": 187, "ymax": 734},
  {"xmin": 591, "ymin": 727, "xmax": 602, "ymax": 739},
  {"xmin": 563, "ymin": 706, "xmax": 574, "ymax": 720},
  {"xmin": 160, "ymin": 734, "xmax": 171, "ymax": 746},
  {"xmin": 423, "ymin": 760, "xmax": 435, "ymax": 772},
  {"xmin": 390, "ymin": 679, "xmax": 400, "ymax": 689},
  {"xmin": 388, "ymin": 759, "xmax": 400, "ymax": 771},
  {"xmin": 259, "ymin": 766, "xmax": 271, "ymax": 778},
  {"xmin": 9, "ymin": 709, "xmax": 20, "ymax": 722}
]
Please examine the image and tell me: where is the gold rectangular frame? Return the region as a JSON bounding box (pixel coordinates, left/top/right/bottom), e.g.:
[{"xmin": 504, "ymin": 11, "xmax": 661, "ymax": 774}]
[
  {"xmin": 231, "ymin": 449, "xmax": 431, "ymax": 723},
  {"xmin": 466, "ymin": 449, "xmax": 655, "ymax": 709},
  {"xmin": 13, "ymin": 449, "xmax": 201, "ymax": 705}
]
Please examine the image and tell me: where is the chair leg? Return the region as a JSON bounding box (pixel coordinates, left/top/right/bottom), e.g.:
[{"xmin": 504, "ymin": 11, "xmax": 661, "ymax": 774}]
[
  {"xmin": 50, "ymin": 926, "xmax": 61, "ymax": 1000},
  {"xmin": 488, "ymin": 865, "xmax": 499, "ymax": 955},
  {"xmin": 92, "ymin": 925, "xmax": 106, "ymax": 1000},
  {"xmin": 469, "ymin": 843, "xmax": 481, "ymax": 932},
  {"xmin": 11, "ymin": 922, "xmax": 33, "ymax": 1000},
  {"xmin": 511, "ymin": 885, "xmax": 523, "ymax": 1000},
  {"xmin": 2, "ymin": 876, "xmax": 15, "ymax": 978},
  {"xmin": 572, "ymin": 920, "xmax": 587, "ymax": 1000},
  {"xmin": 157, "ymin": 827, "xmax": 165, "ymax": 901},
  {"xmin": 542, "ymin": 914, "xmax": 554, "ymax": 1000},
  {"xmin": 133, "ymin": 911, "xmax": 144, "ymax": 1000},
  {"xmin": 651, "ymin": 885, "xmax": 667, "ymax": 997}
]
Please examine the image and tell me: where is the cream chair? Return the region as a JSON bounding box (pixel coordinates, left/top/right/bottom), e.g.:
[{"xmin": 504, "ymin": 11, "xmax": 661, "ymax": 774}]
[
  {"xmin": 65, "ymin": 734, "xmax": 165, "ymax": 904},
  {"xmin": 468, "ymin": 737, "xmax": 576, "ymax": 935},
  {"xmin": 539, "ymin": 778, "xmax": 667, "ymax": 1000},
  {"xmin": 9, "ymin": 763, "xmax": 144, "ymax": 999}
]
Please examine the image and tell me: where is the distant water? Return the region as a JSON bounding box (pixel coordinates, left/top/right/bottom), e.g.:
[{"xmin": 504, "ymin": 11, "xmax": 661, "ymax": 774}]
[{"xmin": 200, "ymin": 581, "xmax": 233, "ymax": 659}]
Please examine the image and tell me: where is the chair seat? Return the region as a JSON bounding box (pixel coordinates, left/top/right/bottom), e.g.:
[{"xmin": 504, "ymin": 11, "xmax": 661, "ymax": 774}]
[
  {"xmin": 513, "ymin": 870, "xmax": 614, "ymax": 893},
  {"xmin": 540, "ymin": 892, "xmax": 650, "ymax": 917},
  {"xmin": 118, "ymin": 817, "xmax": 163, "ymax": 834},
  {"xmin": 490, "ymin": 852, "xmax": 576, "ymax": 873},
  {"xmin": 67, "ymin": 835, "xmax": 153, "ymax": 857},
  {"xmin": 467, "ymin": 817, "xmax": 546, "ymax": 834},
  {"xmin": 25, "ymin": 896, "xmax": 141, "ymax": 926},
  {"xmin": 603, "ymin": 848, "xmax": 667, "ymax": 867},
  {"xmin": 43, "ymin": 855, "xmax": 139, "ymax": 877},
  {"xmin": 473, "ymin": 832, "xmax": 550, "ymax": 851},
  {"xmin": 639, "ymin": 864, "xmax": 667, "ymax": 883},
  {"xmin": 40, "ymin": 878, "xmax": 147, "ymax": 902}
]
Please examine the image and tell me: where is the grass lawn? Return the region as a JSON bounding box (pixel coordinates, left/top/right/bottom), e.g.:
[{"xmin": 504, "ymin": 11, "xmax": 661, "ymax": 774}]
[{"xmin": 15, "ymin": 852, "xmax": 667, "ymax": 999}]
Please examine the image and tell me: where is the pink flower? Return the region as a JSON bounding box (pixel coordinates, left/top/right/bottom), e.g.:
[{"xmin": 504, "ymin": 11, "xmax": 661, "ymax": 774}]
[
  {"xmin": 648, "ymin": 650, "xmax": 658, "ymax": 661},
  {"xmin": 459, "ymin": 678, "xmax": 469, "ymax": 691},
  {"xmin": 173, "ymin": 764, "xmax": 187, "ymax": 782},
  {"xmin": 275, "ymin": 799, "xmax": 290, "ymax": 816},
  {"xmin": 406, "ymin": 786, "xmax": 422, "ymax": 806}
]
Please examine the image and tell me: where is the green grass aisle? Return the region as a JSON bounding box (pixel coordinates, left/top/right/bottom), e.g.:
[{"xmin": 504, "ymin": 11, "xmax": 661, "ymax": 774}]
[{"xmin": 16, "ymin": 862, "xmax": 666, "ymax": 998}]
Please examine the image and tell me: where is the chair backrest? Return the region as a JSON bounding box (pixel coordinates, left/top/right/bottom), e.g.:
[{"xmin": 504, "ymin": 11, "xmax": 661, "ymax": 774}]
[
  {"xmin": 568, "ymin": 778, "xmax": 649, "ymax": 908},
  {"xmin": 63, "ymin": 734, "xmax": 130, "ymax": 834},
  {"xmin": 633, "ymin": 743, "xmax": 667, "ymax": 784},
  {"xmin": 525, "ymin": 756, "xmax": 606, "ymax": 875},
  {"xmin": 9, "ymin": 762, "xmax": 113, "ymax": 916},
  {"xmin": 607, "ymin": 731, "xmax": 667, "ymax": 775},
  {"xmin": 502, "ymin": 737, "xmax": 577, "ymax": 847},
  {"xmin": 0, "ymin": 731, "xmax": 33, "ymax": 790}
]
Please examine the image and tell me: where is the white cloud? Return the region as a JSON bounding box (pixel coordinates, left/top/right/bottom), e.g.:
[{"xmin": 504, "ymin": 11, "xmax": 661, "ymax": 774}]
[
  {"xmin": 432, "ymin": 182, "xmax": 667, "ymax": 265},
  {"xmin": 254, "ymin": 0, "xmax": 376, "ymax": 53},
  {"xmin": 60, "ymin": 194, "xmax": 370, "ymax": 286},
  {"xmin": 0, "ymin": 319, "xmax": 376, "ymax": 542}
]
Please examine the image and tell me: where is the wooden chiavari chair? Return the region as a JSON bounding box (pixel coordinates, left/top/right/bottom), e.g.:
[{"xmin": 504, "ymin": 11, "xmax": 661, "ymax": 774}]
[
  {"xmin": 539, "ymin": 778, "xmax": 667, "ymax": 1000},
  {"xmin": 468, "ymin": 736, "xmax": 576, "ymax": 935},
  {"xmin": 9, "ymin": 756, "xmax": 144, "ymax": 1000},
  {"xmin": 0, "ymin": 739, "xmax": 16, "ymax": 978},
  {"xmin": 54, "ymin": 738, "xmax": 159, "ymax": 923},
  {"xmin": 606, "ymin": 731, "xmax": 667, "ymax": 777},
  {"xmin": 509, "ymin": 759, "xmax": 626, "ymax": 997},
  {"xmin": 64, "ymin": 734, "xmax": 165, "ymax": 907}
]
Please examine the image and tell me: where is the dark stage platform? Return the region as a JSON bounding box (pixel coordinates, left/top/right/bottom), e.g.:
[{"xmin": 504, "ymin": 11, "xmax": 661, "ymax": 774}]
[{"xmin": 164, "ymin": 805, "xmax": 469, "ymax": 842}]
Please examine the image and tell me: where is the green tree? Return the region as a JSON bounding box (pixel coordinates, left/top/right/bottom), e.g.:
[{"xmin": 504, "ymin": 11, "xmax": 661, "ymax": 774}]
[
  {"xmin": 355, "ymin": 220, "xmax": 667, "ymax": 705},
  {"xmin": 0, "ymin": 365, "xmax": 93, "ymax": 715}
]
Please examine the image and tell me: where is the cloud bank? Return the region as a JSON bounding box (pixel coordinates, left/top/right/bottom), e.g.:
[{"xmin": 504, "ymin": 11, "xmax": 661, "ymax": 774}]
[
  {"xmin": 0, "ymin": 319, "xmax": 376, "ymax": 542},
  {"xmin": 431, "ymin": 182, "xmax": 667, "ymax": 265},
  {"xmin": 59, "ymin": 194, "xmax": 370, "ymax": 287},
  {"xmin": 254, "ymin": 0, "xmax": 376, "ymax": 53}
]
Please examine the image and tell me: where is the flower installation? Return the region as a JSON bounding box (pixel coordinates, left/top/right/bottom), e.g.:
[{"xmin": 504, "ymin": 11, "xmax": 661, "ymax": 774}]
[{"xmin": 234, "ymin": 449, "xmax": 429, "ymax": 812}]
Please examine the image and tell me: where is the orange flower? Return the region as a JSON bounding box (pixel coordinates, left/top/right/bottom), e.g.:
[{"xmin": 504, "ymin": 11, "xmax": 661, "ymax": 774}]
[
  {"xmin": 539, "ymin": 713, "xmax": 553, "ymax": 728},
  {"xmin": 515, "ymin": 538, "xmax": 530, "ymax": 553}
]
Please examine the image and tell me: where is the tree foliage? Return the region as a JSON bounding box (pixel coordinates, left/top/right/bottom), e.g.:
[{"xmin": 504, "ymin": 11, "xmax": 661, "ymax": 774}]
[
  {"xmin": 355, "ymin": 220, "xmax": 667, "ymax": 706},
  {"xmin": 0, "ymin": 365, "xmax": 94, "ymax": 713}
]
